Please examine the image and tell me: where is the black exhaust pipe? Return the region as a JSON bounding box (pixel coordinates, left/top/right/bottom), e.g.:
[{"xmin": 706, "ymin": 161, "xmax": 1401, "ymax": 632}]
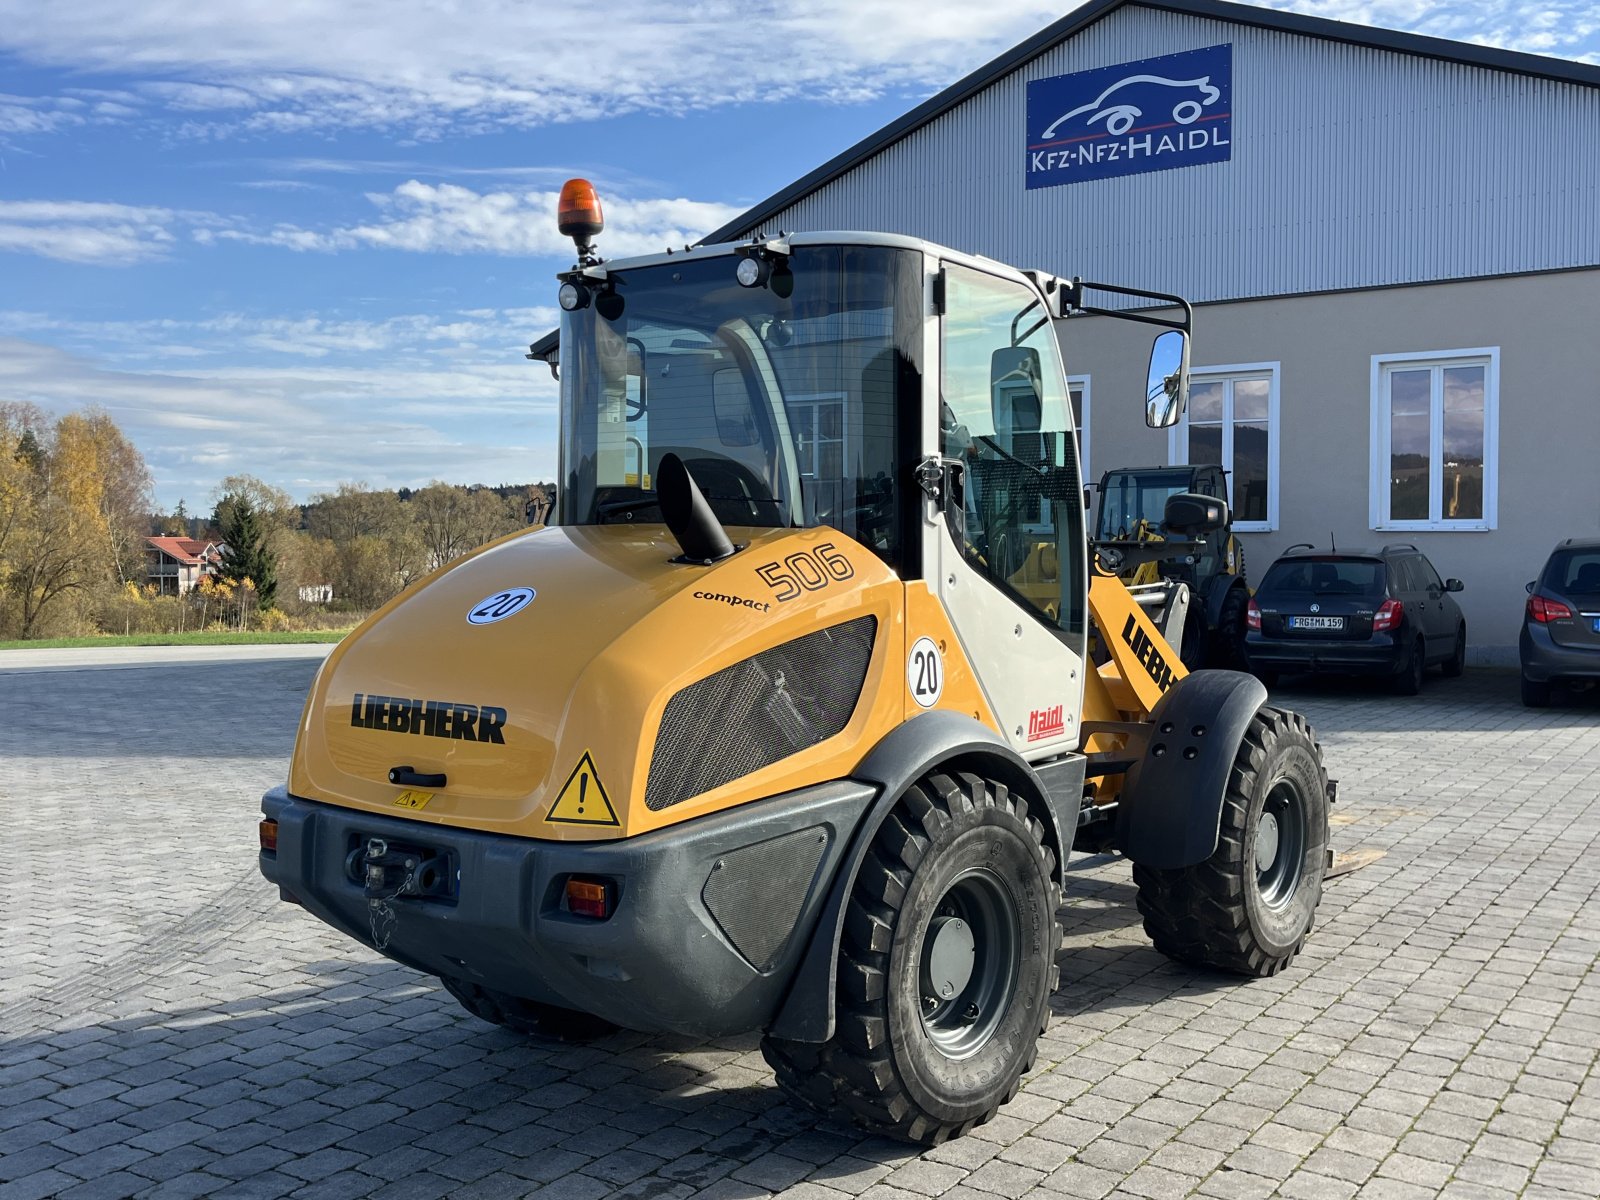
[{"xmin": 657, "ymin": 453, "xmax": 737, "ymax": 564}]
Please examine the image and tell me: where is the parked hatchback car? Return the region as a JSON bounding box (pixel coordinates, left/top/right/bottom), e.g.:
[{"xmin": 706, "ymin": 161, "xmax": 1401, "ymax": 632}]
[
  {"xmin": 1520, "ymin": 538, "xmax": 1600, "ymax": 707},
  {"xmin": 1245, "ymin": 543, "xmax": 1466, "ymax": 694}
]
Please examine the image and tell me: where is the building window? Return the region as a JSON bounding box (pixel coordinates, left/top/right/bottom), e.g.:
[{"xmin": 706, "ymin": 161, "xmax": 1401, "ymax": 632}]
[
  {"xmin": 1370, "ymin": 348, "xmax": 1498, "ymax": 531},
  {"xmin": 1167, "ymin": 363, "xmax": 1278, "ymax": 531},
  {"xmin": 790, "ymin": 392, "xmax": 847, "ymax": 522},
  {"xmin": 1068, "ymin": 376, "xmax": 1090, "ymax": 482}
]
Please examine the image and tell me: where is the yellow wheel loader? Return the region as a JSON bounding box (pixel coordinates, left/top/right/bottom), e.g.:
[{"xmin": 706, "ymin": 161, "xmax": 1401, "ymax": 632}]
[{"xmin": 258, "ymin": 180, "xmax": 1333, "ymax": 1146}]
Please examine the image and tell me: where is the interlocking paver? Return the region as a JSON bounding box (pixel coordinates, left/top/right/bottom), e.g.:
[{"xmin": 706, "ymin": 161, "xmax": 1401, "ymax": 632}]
[{"xmin": 4, "ymin": 655, "xmax": 1599, "ymax": 1199}]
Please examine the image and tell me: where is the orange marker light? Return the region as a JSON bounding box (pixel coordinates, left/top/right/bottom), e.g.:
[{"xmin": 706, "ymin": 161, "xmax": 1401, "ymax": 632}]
[
  {"xmin": 558, "ymin": 178, "xmax": 604, "ymax": 241},
  {"xmin": 259, "ymin": 818, "xmax": 279, "ymax": 853},
  {"xmin": 565, "ymin": 877, "xmax": 612, "ymax": 920}
]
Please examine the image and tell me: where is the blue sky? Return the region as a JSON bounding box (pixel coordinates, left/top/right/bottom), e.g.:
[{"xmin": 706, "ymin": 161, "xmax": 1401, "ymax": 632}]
[{"xmin": 3, "ymin": 0, "xmax": 1597, "ymax": 512}]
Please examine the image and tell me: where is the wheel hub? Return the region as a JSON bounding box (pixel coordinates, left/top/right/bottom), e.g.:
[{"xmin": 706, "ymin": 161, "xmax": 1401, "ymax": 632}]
[
  {"xmin": 1255, "ymin": 811, "xmax": 1281, "ymax": 873},
  {"xmin": 917, "ymin": 867, "xmax": 1020, "ymax": 1060},
  {"xmin": 922, "ymin": 916, "xmax": 976, "ymax": 1002},
  {"xmin": 1255, "ymin": 780, "xmax": 1307, "ymax": 910}
]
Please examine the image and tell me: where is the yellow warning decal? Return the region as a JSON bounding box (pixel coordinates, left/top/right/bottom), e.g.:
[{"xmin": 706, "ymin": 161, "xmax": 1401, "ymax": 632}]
[
  {"xmin": 394, "ymin": 789, "xmax": 433, "ymax": 810},
  {"xmin": 546, "ymin": 752, "xmax": 619, "ymax": 826}
]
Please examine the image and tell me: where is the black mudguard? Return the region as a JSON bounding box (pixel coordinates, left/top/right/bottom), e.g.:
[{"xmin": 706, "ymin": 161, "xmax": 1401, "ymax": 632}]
[
  {"xmin": 1114, "ymin": 669, "xmax": 1267, "ymax": 869},
  {"xmin": 767, "ymin": 710, "xmax": 1081, "ymax": 1043}
]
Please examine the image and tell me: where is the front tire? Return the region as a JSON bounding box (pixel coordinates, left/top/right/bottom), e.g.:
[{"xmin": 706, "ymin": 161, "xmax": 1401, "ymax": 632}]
[
  {"xmin": 1442, "ymin": 626, "xmax": 1467, "ymax": 678},
  {"xmin": 1210, "ymin": 585, "xmax": 1250, "ymax": 670},
  {"xmin": 1133, "ymin": 707, "xmax": 1329, "ymax": 977},
  {"xmin": 762, "ymin": 772, "xmax": 1060, "ymax": 1145}
]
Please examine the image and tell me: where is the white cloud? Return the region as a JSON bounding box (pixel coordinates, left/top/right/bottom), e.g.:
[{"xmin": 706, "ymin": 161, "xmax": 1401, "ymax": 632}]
[
  {"xmin": 0, "ymin": 0, "xmax": 1070, "ymax": 138},
  {"xmin": 215, "ymin": 181, "xmax": 745, "ymax": 258},
  {"xmin": 0, "ymin": 1, "xmax": 1594, "ymax": 142},
  {"xmin": 0, "ymin": 305, "xmax": 562, "ymax": 506},
  {"xmin": 0, "ymin": 199, "xmax": 190, "ymax": 265}
]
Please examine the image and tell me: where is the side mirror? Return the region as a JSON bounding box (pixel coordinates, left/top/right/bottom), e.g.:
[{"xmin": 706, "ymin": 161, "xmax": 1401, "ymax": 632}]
[
  {"xmin": 1445, "ymin": 578, "xmax": 1464, "ymax": 593},
  {"xmin": 1163, "ymin": 491, "xmax": 1227, "ymax": 537},
  {"xmin": 1082, "ymin": 484, "xmax": 1093, "ymax": 510},
  {"xmin": 990, "ymin": 346, "xmax": 1043, "ymax": 434},
  {"xmin": 1145, "ymin": 330, "xmax": 1190, "ymax": 428}
]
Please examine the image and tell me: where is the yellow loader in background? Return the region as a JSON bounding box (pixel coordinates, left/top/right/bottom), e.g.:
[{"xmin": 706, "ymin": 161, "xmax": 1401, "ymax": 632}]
[{"xmin": 259, "ymin": 180, "xmax": 1333, "ymax": 1145}]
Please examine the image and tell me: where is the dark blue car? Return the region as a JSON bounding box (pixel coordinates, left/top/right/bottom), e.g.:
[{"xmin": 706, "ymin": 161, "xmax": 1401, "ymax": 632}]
[{"xmin": 1245, "ymin": 544, "xmax": 1467, "ymax": 695}]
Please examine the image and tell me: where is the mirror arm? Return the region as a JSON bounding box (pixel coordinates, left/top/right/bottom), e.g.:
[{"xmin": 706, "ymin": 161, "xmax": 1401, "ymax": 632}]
[{"xmin": 1062, "ymin": 278, "xmax": 1193, "ymax": 334}]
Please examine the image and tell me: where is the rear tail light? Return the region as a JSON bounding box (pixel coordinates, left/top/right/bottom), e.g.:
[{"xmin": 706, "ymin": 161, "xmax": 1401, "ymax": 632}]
[
  {"xmin": 1528, "ymin": 595, "xmax": 1573, "ymax": 623},
  {"xmin": 258, "ymin": 818, "xmax": 278, "ymax": 853},
  {"xmin": 1372, "ymin": 599, "xmax": 1404, "ymax": 632},
  {"xmin": 1246, "ymin": 598, "xmax": 1261, "ymax": 631},
  {"xmin": 565, "ymin": 877, "xmax": 613, "ymax": 920}
]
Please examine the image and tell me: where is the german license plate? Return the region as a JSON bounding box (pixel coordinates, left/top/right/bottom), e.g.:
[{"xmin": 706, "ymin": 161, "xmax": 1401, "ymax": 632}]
[{"xmin": 1289, "ymin": 615, "xmax": 1344, "ymax": 630}]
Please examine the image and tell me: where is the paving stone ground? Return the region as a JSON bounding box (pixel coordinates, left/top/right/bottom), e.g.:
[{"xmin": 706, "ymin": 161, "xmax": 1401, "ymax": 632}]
[{"xmin": 2, "ymin": 649, "xmax": 1597, "ymax": 1200}]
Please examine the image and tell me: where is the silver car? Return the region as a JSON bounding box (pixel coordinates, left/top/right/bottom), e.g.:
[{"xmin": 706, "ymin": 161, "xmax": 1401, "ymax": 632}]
[{"xmin": 1520, "ymin": 538, "xmax": 1600, "ymax": 706}]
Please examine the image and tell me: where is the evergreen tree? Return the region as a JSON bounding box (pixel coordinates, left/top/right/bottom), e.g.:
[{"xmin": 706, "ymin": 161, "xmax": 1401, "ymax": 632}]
[{"xmin": 219, "ymin": 496, "xmax": 279, "ymax": 609}]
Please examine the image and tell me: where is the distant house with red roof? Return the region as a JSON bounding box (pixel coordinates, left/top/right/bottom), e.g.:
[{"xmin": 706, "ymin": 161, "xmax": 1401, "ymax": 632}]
[{"xmin": 145, "ymin": 536, "xmax": 227, "ymax": 596}]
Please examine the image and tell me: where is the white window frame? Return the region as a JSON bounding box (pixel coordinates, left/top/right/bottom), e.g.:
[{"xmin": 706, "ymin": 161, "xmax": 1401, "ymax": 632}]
[
  {"xmin": 1369, "ymin": 347, "xmax": 1499, "ymax": 532},
  {"xmin": 790, "ymin": 390, "xmax": 848, "ymax": 497},
  {"xmin": 1068, "ymin": 375, "xmax": 1090, "ymax": 484},
  {"xmin": 1166, "ymin": 361, "xmax": 1280, "ymax": 532}
]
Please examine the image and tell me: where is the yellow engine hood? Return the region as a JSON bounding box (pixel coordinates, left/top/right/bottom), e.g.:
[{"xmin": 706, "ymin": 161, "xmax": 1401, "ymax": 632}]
[{"xmin": 290, "ymin": 524, "xmax": 905, "ymax": 840}]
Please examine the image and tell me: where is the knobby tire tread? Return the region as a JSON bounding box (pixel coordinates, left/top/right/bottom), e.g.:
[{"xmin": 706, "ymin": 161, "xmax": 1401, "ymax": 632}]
[
  {"xmin": 1132, "ymin": 707, "xmax": 1328, "ymax": 977},
  {"xmin": 762, "ymin": 772, "xmax": 1061, "ymax": 1145}
]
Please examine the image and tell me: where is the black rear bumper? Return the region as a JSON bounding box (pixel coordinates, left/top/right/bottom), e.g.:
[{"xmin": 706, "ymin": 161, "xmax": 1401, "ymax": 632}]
[
  {"xmin": 1245, "ymin": 633, "xmax": 1400, "ymax": 675},
  {"xmin": 259, "ymin": 779, "xmax": 873, "ymax": 1038}
]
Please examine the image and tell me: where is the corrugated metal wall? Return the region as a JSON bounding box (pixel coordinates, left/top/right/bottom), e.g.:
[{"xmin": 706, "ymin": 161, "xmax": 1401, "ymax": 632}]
[{"xmin": 740, "ymin": 5, "xmax": 1600, "ymax": 303}]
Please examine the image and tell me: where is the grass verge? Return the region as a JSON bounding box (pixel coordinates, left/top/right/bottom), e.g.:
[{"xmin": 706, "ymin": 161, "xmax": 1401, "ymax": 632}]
[{"xmin": 0, "ymin": 630, "xmax": 352, "ymax": 651}]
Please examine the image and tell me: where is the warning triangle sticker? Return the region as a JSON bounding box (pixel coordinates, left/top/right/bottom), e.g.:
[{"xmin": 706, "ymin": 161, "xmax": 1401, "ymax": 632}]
[{"xmin": 546, "ymin": 752, "xmax": 619, "ymax": 826}]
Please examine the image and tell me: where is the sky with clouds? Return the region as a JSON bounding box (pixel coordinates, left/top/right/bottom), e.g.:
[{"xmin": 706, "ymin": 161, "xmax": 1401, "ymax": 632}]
[{"xmin": 2, "ymin": 0, "xmax": 1597, "ymax": 511}]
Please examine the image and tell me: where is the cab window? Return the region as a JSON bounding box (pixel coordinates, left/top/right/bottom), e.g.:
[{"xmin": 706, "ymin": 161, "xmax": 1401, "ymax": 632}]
[{"xmin": 940, "ymin": 264, "xmax": 1084, "ymax": 636}]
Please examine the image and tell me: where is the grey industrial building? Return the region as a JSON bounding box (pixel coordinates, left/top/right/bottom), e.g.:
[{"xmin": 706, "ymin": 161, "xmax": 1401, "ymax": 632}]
[{"xmin": 538, "ymin": 0, "xmax": 1600, "ymax": 663}]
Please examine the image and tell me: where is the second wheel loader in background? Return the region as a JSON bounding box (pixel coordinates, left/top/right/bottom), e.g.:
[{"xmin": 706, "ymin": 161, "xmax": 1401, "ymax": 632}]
[
  {"xmin": 258, "ymin": 179, "xmax": 1334, "ymax": 1146},
  {"xmin": 1094, "ymin": 462, "xmax": 1252, "ymax": 669}
]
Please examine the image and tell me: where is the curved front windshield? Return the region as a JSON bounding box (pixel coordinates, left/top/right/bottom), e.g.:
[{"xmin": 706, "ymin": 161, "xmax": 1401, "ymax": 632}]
[{"xmin": 558, "ymin": 245, "xmax": 922, "ymax": 566}]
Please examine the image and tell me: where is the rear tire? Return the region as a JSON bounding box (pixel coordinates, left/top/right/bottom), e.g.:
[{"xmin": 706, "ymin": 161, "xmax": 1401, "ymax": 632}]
[
  {"xmin": 1442, "ymin": 626, "xmax": 1467, "ymax": 678},
  {"xmin": 440, "ymin": 977, "xmax": 618, "ymax": 1042},
  {"xmin": 1390, "ymin": 637, "xmax": 1425, "ymax": 695},
  {"xmin": 1521, "ymin": 674, "xmax": 1552, "ymax": 708},
  {"xmin": 1133, "ymin": 707, "xmax": 1328, "ymax": 977},
  {"xmin": 762, "ymin": 772, "xmax": 1060, "ymax": 1145}
]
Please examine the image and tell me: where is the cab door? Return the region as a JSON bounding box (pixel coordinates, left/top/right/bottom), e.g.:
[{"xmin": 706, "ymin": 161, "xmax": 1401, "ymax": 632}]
[{"xmin": 930, "ymin": 262, "xmax": 1088, "ymax": 755}]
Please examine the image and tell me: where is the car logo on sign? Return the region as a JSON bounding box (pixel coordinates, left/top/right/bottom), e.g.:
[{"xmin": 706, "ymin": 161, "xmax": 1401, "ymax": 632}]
[
  {"xmin": 468, "ymin": 588, "xmax": 536, "ymax": 625},
  {"xmin": 1310, "ymin": 603, "xmax": 1321, "ymax": 613}
]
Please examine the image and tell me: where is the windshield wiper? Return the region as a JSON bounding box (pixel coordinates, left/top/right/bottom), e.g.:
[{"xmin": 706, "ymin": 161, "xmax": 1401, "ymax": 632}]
[
  {"xmin": 596, "ymin": 494, "xmax": 661, "ymax": 522},
  {"xmin": 975, "ymin": 435, "xmax": 1047, "ymax": 476}
]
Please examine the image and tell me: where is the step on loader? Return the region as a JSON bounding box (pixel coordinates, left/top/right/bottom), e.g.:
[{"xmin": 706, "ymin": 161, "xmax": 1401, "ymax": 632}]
[{"xmin": 258, "ymin": 180, "xmax": 1334, "ymax": 1145}]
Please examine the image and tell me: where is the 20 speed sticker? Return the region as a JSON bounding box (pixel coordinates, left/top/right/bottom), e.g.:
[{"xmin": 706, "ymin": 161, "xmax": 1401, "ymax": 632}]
[
  {"xmin": 908, "ymin": 637, "xmax": 944, "ymax": 708},
  {"xmin": 467, "ymin": 587, "xmax": 535, "ymax": 626}
]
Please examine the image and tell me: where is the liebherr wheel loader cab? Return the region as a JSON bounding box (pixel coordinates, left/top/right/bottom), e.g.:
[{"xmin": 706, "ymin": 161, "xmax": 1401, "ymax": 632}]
[{"xmin": 259, "ymin": 181, "xmax": 1331, "ymax": 1145}]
